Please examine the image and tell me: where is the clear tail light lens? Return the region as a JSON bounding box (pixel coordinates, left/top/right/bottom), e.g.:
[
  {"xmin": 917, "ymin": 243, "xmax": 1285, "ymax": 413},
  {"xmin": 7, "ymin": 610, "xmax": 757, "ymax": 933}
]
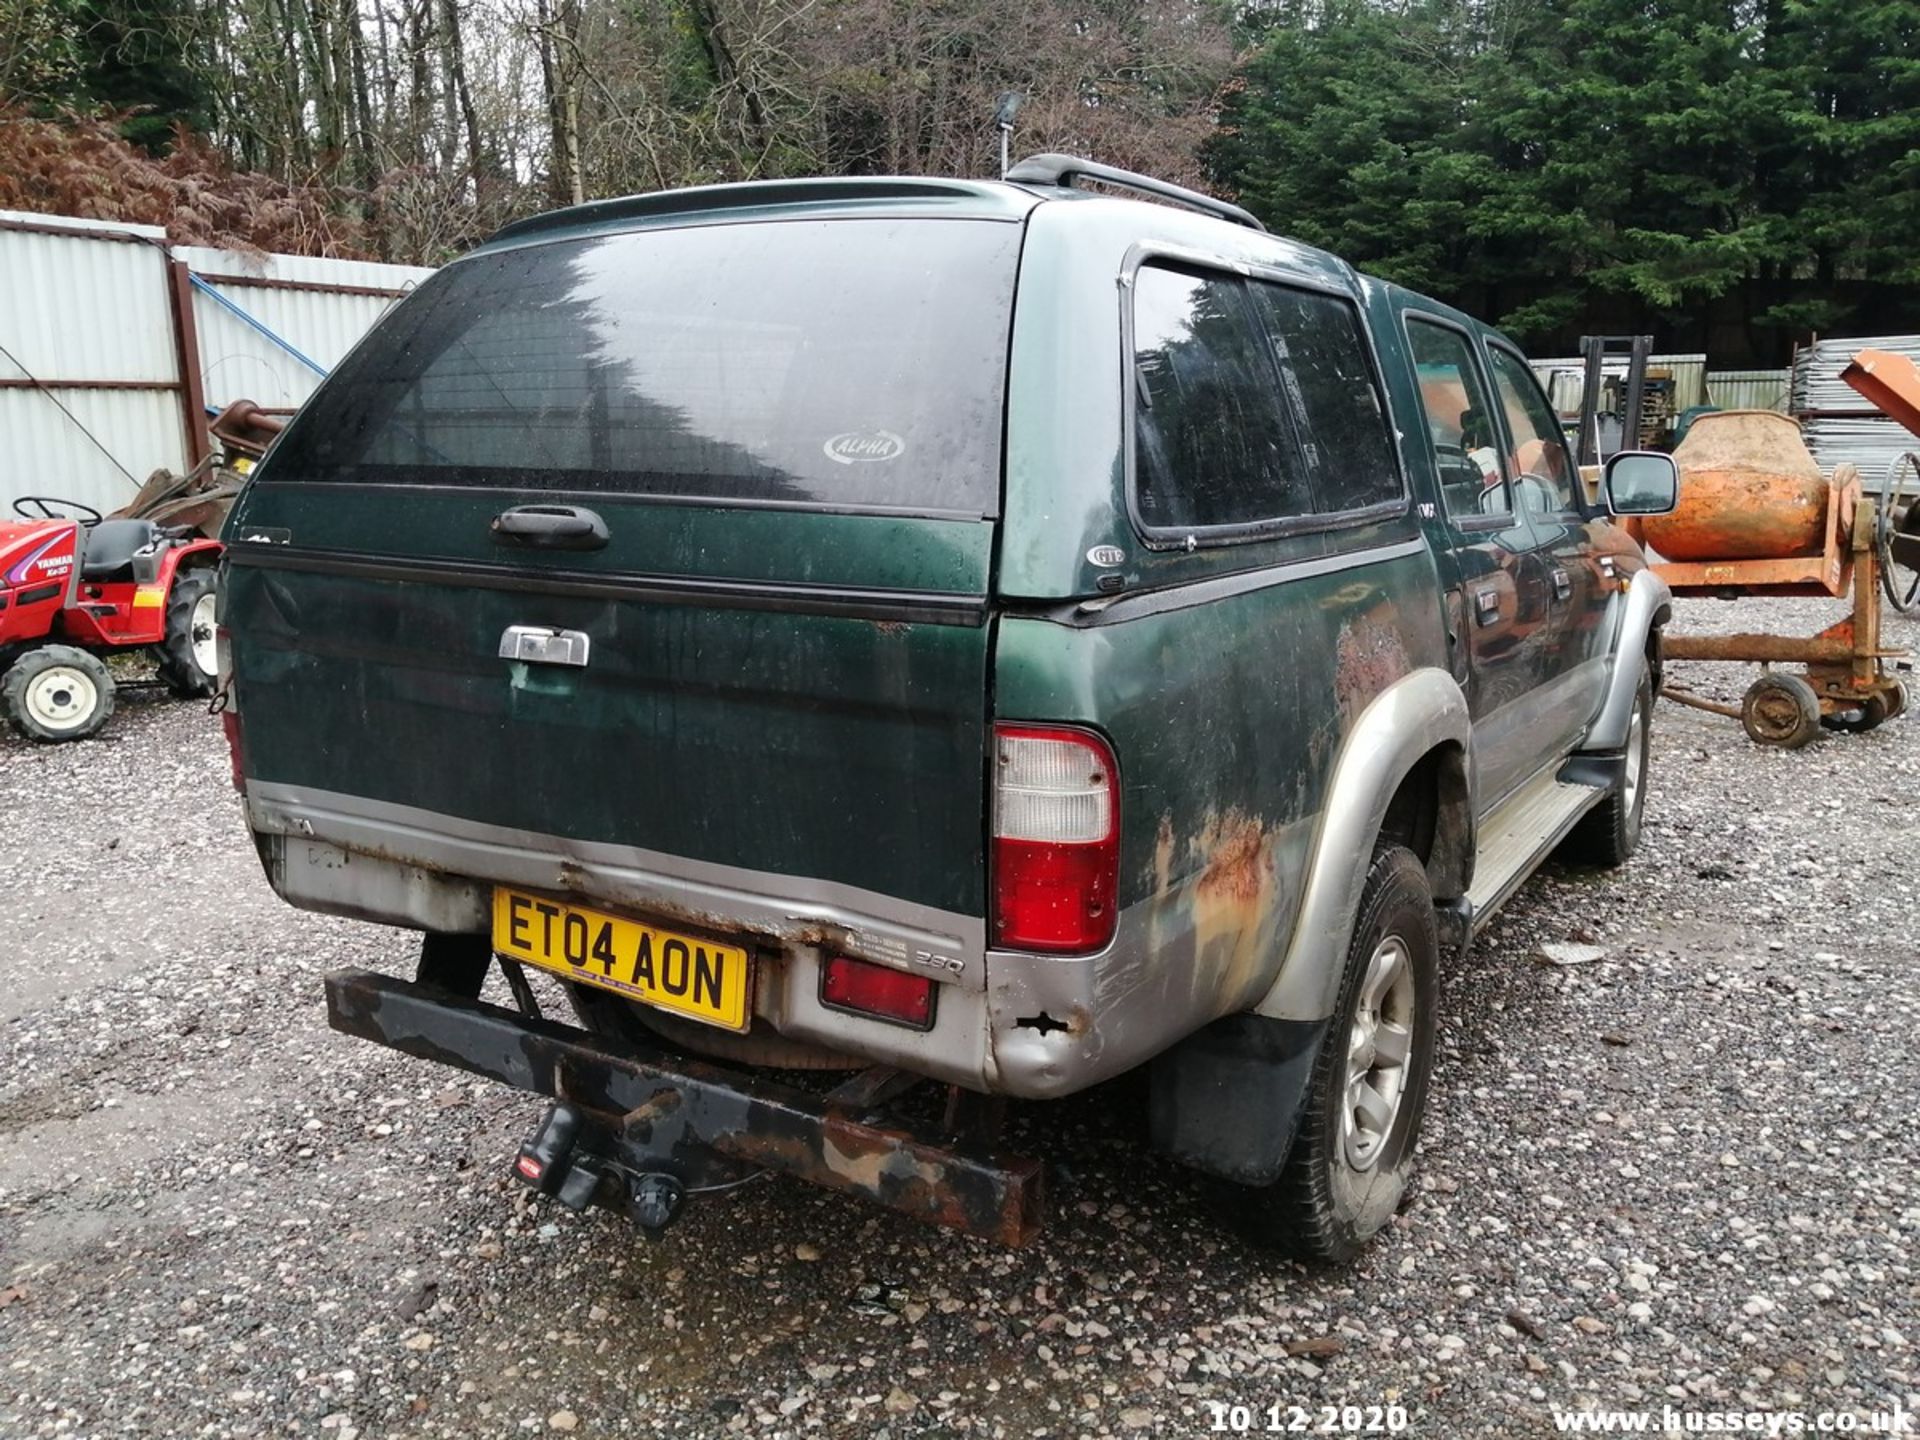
[{"xmin": 991, "ymin": 725, "xmax": 1120, "ymax": 953}]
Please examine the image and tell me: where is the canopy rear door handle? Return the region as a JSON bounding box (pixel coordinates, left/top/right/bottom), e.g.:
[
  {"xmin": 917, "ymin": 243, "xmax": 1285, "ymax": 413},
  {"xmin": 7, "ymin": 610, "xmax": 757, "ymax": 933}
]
[
  {"xmin": 1473, "ymin": 588, "xmax": 1502, "ymax": 626},
  {"xmin": 491, "ymin": 504, "xmax": 609, "ymax": 551},
  {"xmin": 1551, "ymin": 567, "xmax": 1573, "ymax": 600},
  {"xmin": 499, "ymin": 625, "xmax": 591, "ymax": 667}
]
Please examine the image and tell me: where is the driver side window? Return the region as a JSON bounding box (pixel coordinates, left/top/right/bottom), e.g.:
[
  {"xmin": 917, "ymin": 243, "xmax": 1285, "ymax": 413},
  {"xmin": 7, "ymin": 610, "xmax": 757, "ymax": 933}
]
[
  {"xmin": 1488, "ymin": 345, "xmax": 1577, "ymax": 515},
  {"xmin": 1405, "ymin": 318, "xmax": 1513, "ymax": 523}
]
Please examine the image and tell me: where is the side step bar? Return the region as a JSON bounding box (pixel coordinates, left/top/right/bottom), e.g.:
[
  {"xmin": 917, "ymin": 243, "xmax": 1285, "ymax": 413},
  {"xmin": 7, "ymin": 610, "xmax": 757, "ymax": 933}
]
[
  {"xmin": 324, "ymin": 968, "xmax": 1043, "ymax": 1246},
  {"xmin": 1462, "ymin": 764, "xmax": 1612, "ymax": 931}
]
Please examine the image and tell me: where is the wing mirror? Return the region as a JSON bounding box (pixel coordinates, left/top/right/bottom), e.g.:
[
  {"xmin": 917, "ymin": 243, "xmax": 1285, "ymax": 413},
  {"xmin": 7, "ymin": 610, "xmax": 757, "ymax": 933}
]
[{"xmin": 1602, "ymin": 451, "xmax": 1680, "ymax": 516}]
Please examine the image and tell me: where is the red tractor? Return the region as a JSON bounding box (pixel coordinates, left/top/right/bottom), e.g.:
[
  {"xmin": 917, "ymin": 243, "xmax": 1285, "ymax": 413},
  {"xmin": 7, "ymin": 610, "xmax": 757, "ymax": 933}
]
[{"xmin": 0, "ymin": 496, "xmax": 222, "ymax": 741}]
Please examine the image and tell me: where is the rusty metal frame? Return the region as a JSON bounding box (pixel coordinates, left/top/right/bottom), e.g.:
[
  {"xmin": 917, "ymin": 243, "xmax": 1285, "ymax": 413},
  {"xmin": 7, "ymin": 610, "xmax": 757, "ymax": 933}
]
[
  {"xmin": 163, "ymin": 256, "xmax": 213, "ymax": 470},
  {"xmin": 0, "ymin": 377, "xmax": 180, "ymax": 391},
  {"xmin": 194, "ymin": 271, "xmax": 413, "ymax": 301},
  {"xmin": 1661, "ymin": 497, "xmax": 1904, "ymax": 715},
  {"xmin": 324, "ymin": 968, "xmax": 1044, "ymax": 1246},
  {"xmin": 0, "ymin": 215, "xmax": 156, "ymax": 245}
]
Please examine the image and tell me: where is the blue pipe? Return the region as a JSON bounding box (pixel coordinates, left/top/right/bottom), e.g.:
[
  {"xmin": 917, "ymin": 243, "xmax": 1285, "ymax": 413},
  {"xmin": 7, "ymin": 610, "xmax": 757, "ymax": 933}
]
[{"xmin": 187, "ymin": 273, "xmax": 329, "ymax": 377}]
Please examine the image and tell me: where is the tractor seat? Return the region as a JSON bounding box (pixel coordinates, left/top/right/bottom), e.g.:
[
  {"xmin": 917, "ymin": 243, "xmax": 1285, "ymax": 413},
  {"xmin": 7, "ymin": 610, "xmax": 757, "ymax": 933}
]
[{"xmin": 80, "ymin": 519, "xmax": 161, "ymax": 580}]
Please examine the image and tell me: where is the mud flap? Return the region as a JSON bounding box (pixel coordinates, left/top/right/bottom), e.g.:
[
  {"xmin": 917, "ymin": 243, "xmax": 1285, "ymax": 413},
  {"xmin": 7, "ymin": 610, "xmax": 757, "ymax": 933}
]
[{"xmin": 1147, "ymin": 1014, "xmax": 1328, "ymax": 1186}]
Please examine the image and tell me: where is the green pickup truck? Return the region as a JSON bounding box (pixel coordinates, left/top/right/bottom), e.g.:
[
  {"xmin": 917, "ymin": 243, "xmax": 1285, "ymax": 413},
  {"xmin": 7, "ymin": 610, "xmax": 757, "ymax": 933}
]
[{"xmin": 220, "ymin": 156, "xmax": 1677, "ymax": 1260}]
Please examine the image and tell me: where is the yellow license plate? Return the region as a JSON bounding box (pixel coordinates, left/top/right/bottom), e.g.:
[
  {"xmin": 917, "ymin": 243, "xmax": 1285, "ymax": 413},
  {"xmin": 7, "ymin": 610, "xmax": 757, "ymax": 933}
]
[{"xmin": 492, "ymin": 888, "xmax": 752, "ymax": 1032}]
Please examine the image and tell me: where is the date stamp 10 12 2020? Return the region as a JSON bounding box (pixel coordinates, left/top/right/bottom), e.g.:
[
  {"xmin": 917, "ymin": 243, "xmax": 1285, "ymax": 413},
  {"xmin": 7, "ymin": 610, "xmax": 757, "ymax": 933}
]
[{"xmin": 1202, "ymin": 1401, "xmax": 1413, "ymax": 1434}]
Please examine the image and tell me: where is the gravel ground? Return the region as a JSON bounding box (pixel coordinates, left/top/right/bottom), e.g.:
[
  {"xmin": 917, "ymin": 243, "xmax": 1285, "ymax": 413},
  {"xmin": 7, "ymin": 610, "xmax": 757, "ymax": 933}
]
[{"xmin": 2, "ymin": 594, "xmax": 1917, "ymax": 1440}]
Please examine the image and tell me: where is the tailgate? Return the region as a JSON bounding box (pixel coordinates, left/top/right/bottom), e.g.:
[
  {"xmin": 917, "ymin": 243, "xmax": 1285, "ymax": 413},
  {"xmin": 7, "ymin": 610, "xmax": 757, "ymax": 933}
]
[{"xmin": 225, "ymin": 213, "xmax": 1019, "ymax": 931}]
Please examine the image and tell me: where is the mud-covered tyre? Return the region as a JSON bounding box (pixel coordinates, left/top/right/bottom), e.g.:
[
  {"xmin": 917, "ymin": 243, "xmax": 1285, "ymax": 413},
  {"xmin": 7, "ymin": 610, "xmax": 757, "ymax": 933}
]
[
  {"xmin": 1563, "ymin": 664, "xmax": 1653, "ymax": 867},
  {"xmin": 156, "ymin": 567, "xmax": 219, "ymax": 698},
  {"xmin": 1225, "ymin": 846, "xmax": 1438, "ymax": 1263},
  {"xmin": 3, "ymin": 645, "xmax": 116, "ymax": 742}
]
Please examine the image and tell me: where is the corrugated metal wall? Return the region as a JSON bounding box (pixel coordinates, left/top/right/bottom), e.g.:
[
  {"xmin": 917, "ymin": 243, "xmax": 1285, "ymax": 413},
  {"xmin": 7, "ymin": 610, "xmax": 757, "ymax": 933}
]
[
  {"xmin": 0, "ymin": 215, "xmax": 183, "ymax": 515},
  {"xmin": 174, "ymin": 246, "xmax": 431, "ymax": 412},
  {"xmin": 0, "ymin": 210, "xmax": 433, "ymax": 518},
  {"xmin": 1704, "ymin": 369, "xmax": 1790, "ymax": 411},
  {"xmin": 1529, "ymin": 354, "xmax": 1710, "ymax": 416}
]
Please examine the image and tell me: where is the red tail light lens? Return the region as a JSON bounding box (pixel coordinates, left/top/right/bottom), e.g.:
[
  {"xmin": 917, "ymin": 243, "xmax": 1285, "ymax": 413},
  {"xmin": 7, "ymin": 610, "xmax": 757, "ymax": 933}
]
[
  {"xmin": 991, "ymin": 725, "xmax": 1119, "ymax": 953},
  {"xmin": 821, "ymin": 955, "xmax": 935, "ymax": 1029},
  {"xmin": 220, "ymin": 709, "xmax": 245, "ymax": 792}
]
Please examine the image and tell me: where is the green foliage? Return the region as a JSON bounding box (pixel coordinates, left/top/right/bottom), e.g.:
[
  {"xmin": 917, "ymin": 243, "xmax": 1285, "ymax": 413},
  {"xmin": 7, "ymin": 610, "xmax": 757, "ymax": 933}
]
[
  {"xmin": 0, "ymin": 0, "xmax": 82, "ymax": 105},
  {"xmin": 1210, "ymin": 0, "xmax": 1920, "ymax": 357},
  {"xmin": 72, "ymin": 0, "xmax": 212, "ymax": 149}
]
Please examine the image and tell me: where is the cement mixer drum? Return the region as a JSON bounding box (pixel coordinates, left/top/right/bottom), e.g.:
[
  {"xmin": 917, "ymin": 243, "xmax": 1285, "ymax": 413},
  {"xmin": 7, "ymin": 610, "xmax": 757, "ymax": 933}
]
[{"xmin": 1643, "ymin": 410, "xmax": 1830, "ymax": 562}]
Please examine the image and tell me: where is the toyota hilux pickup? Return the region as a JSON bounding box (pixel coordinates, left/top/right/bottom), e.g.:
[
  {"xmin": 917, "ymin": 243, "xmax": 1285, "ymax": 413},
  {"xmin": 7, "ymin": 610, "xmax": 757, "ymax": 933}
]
[{"xmin": 219, "ymin": 155, "xmax": 1678, "ymax": 1261}]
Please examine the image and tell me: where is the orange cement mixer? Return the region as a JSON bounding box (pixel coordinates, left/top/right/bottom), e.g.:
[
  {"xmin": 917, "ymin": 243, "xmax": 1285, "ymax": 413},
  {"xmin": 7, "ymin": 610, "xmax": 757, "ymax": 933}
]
[{"xmin": 1643, "ymin": 410, "xmax": 1830, "ymax": 562}]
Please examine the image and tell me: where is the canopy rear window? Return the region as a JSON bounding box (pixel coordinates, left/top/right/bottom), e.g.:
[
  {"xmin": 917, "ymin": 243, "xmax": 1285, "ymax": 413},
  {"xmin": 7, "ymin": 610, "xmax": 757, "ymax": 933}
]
[{"xmin": 263, "ymin": 217, "xmax": 1022, "ymax": 515}]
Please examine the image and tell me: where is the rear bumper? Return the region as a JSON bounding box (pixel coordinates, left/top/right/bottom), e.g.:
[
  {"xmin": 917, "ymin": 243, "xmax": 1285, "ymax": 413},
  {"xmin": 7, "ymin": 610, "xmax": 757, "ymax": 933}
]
[
  {"xmin": 325, "ymin": 967, "xmax": 1043, "ymax": 1245},
  {"xmin": 249, "ymin": 783, "xmax": 1214, "ymax": 1101}
]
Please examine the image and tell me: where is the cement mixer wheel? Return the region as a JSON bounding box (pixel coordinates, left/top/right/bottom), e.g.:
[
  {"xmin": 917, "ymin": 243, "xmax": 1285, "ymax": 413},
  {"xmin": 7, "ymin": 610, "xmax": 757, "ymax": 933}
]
[
  {"xmin": 1820, "ymin": 692, "xmax": 1890, "ymax": 734},
  {"xmin": 1740, "ymin": 673, "xmax": 1822, "ymax": 749}
]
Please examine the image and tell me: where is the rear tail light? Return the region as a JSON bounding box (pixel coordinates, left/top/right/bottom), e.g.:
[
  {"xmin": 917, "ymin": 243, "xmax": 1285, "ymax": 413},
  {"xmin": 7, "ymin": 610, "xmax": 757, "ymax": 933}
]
[
  {"xmin": 821, "ymin": 955, "xmax": 935, "ymax": 1029},
  {"xmin": 991, "ymin": 725, "xmax": 1119, "ymax": 953},
  {"xmin": 221, "ymin": 709, "xmax": 246, "ymax": 793}
]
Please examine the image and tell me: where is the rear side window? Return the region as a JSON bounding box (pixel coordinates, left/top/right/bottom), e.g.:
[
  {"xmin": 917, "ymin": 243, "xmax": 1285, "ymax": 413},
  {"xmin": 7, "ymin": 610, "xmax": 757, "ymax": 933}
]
[
  {"xmin": 1130, "ymin": 263, "xmax": 1401, "ymax": 536},
  {"xmin": 1244, "ymin": 284, "xmax": 1400, "ymax": 513},
  {"xmin": 1132, "ymin": 266, "xmax": 1308, "ymax": 529},
  {"xmin": 261, "ymin": 218, "xmax": 1023, "ymax": 515}
]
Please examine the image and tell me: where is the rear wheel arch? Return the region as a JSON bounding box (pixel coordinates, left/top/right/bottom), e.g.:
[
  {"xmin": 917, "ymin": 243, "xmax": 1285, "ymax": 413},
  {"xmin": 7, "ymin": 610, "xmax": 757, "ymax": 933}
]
[
  {"xmin": 1377, "ymin": 740, "xmax": 1473, "ymax": 902},
  {"xmin": 1253, "ymin": 667, "xmax": 1471, "ymax": 1024}
]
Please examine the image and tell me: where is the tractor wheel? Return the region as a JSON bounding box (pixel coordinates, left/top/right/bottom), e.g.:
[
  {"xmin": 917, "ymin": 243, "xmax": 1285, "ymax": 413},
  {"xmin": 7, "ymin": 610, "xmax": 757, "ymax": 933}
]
[
  {"xmin": 3, "ymin": 645, "xmax": 116, "ymax": 742},
  {"xmin": 156, "ymin": 568, "xmax": 220, "ymax": 698}
]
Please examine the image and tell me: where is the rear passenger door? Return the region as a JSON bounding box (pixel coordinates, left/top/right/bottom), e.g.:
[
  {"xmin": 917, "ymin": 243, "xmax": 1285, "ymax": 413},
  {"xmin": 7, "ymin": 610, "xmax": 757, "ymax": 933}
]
[
  {"xmin": 1398, "ymin": 312, "xmax": 1557, "ymax": 810},
  {"xmin": 1484, "ymin": 341, "xmax": 1608, "ymax": 755},
  {"xmin": 1089, "ymin": 255, "xmax": 1436, "ymax": 1010}
]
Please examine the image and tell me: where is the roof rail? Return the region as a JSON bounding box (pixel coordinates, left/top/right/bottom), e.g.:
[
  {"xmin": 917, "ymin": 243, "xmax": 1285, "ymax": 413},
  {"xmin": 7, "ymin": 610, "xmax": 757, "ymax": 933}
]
[{"xmin": 1004, "ymin": 153, "xmax": 1266, "ymax": 233}]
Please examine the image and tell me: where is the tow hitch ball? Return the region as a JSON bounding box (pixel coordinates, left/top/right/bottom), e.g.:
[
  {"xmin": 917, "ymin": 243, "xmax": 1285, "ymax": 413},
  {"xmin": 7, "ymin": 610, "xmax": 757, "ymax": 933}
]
[{"xmin": 511, "ymin": 1101, "xmax": 685, "ymax": 1234}]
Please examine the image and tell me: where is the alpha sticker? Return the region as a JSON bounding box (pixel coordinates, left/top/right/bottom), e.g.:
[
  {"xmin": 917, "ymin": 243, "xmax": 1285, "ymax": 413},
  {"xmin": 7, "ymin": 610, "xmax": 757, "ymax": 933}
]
[{"xmin": 823, "ymin": 430, "xmax": 906, "ymax": 464}]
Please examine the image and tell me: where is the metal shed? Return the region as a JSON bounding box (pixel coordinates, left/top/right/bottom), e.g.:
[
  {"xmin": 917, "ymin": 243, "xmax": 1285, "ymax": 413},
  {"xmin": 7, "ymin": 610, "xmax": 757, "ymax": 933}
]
[{"xmin": 0, "ymin": 209, "xmax": 433, "ymax": 518}]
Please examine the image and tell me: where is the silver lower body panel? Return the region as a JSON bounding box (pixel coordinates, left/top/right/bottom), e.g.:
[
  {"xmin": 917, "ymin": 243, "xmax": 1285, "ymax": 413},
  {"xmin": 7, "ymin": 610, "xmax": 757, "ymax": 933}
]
[{"xmin": 246, "ymin": 782, "xmax": 1209, "ymax": 1100}]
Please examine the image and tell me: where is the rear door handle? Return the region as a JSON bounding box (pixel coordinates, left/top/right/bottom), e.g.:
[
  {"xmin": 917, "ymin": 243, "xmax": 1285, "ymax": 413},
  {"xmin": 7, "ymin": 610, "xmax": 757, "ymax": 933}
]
[
  {"xmin": 1473, "ymin": 588, "xmax": 1502, "ymax": 626},
  {"xmin": 499, "ymin": 625, "xmax": 591, "ymax": 667},
  {"xmin": 491, "ymin": 504, "xmax": 609, "ymax": 551},
  {"xmin": 1551, "ymin": 567, "xmax": 1573, "ymax": 600}
]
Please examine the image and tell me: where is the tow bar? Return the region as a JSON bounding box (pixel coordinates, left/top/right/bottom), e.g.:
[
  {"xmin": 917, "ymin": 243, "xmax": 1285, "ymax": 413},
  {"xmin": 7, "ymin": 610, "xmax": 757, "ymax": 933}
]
[{"xmin": 324, "ymin": 968, "xmax": 1044, "ymax": 1245}]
